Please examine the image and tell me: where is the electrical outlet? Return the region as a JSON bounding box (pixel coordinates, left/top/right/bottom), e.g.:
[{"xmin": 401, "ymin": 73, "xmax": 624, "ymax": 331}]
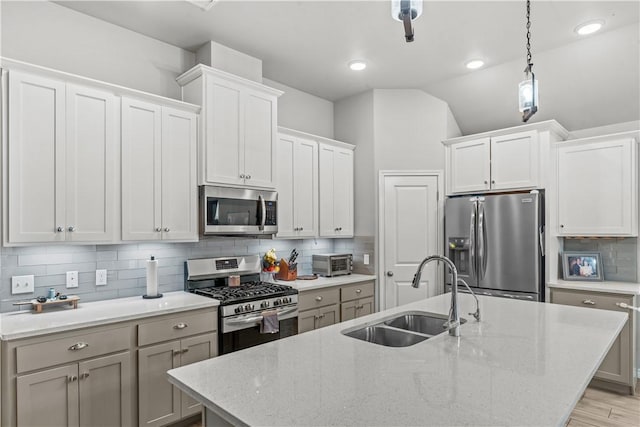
[
  {"xmin": 11, "ymin": 275, "xmax": 35, "ymax": 295},
  {"xmin": 96, "ymin": 269, "xmax": 107, "ymax": 286},
  {"xmin": 66, "ymin": 271, "xmax": 79, "ymax": 288},
  {"xmin": 363, "ymin": 254, "xmax": 370, "ymax": 265}
]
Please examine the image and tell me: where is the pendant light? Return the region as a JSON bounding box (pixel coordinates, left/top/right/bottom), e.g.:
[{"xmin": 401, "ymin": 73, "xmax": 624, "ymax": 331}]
[
  {"xmin": 391, "ymin": 0, "xmax": 423, "ymax": 42},
  {"xmin": 519, "ymin": 0, "xmax": 538, "ymax": 122}
]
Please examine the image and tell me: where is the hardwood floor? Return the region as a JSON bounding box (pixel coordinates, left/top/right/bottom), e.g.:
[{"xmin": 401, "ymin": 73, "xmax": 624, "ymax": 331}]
[{"xmin": 568, "ymin": 385, "xmax": 640, "ymax": 427}]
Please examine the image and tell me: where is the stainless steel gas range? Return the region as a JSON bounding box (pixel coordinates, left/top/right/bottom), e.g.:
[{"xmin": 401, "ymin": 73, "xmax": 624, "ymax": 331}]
[{"xmin": 184, "ymin": 255, "xmax": 298, "ymax": 355}]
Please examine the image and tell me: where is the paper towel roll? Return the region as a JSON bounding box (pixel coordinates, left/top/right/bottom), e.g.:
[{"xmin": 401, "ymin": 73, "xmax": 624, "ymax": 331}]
[{"xmin": 146, "ymin": 256, "xmax": 158, "ymax": 297}]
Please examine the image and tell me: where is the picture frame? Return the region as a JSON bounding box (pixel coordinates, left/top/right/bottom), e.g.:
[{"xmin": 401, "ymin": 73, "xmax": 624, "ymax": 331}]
[{"xmin": 562, "ymin": 252, "xmax": 603, "ymax": 281}]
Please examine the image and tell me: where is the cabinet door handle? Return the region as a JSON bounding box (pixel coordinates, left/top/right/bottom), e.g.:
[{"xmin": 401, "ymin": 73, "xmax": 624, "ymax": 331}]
[
  {"xmin": 69, "ymin": 342, "xmax": 89, "ymax": 351},
  {"xmin": 80, "ymin": 372, "xmax": 90, "ymax": 380},
  {"xmin": 155, "ymin": 227, "xmax": 162, "ymax": 232},
  {"xmin": 68, "ymin": 375, "xmax": 78, "ymax": 383},
  {"xmin": 164, "ymin": 227, "xmax": 170, "ymax": 232},
  {"xmin": 582, "ymin": 299, "xmax": 596, "ymax": 305},
  {"xmin": 484, "ymin": 180, "xmax": 488, "ymax": 185},
  {"xmin": 56, "ymin": 226, "xmax": 64, "ymax": 232},
  {"xmin": 68, "ymin": 226, "xmax": 76, "ymax": 232},
  {"xmin": 246, "ymin": 174, "xmax": 251, "ymax": 179},
  {"xmin": 315, "ymin": 296, "xmax": 323, "ymax": 302},
  {"xmin": 491, "ymin": 180, "xmax": 495, "ymax": 184},
  {"xmin": 173, "ymin": 322, "xmax": 188, "ymax": 329},
  {"xmin": 299, "ymin": 227, "xmax": 303, "ymax": 231},
  {"xmin": 240, "ymin": 174, "xmax": 245, "ymax": 179},
  {"xmin": 560, "ymin": 224, "xmax": 564, "ymax": 228},
  {"xmin": 173, "ymin": 350, "xmax": 181, "ymax": 356}
]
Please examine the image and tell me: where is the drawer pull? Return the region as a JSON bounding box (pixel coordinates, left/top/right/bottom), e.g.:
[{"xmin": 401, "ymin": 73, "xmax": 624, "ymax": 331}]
[
  {"xmin": 355, "ymin": 289, "xmax": 362, "ymax": 294},
  {"xmin": 69, "ymin": 342, "xmax": 89, "ymax": 351},
  {"xmin": 81, "ymin": 372, "xmax": 90, "ymax": 380},
  {"xmin": 315, "ymin": 296, "xmax": 323, "ymax": 302},
  {"xmin": 582, "ymin": 299, "xmax": 596, "ymax": 305},
  {"xmin": 68, "ymin": 375, "xmax": 78, "ymax": 383},
  {"xmin": 181, "ymin": 348, "xmax": 189, "ymax": 354},
  {"xmin": 173, "ymin": 323, "xmax": 188, "ymax": 330},
  {"xmin": 356, "ymin": 305, "xmax": 364, "ymax": 310}
]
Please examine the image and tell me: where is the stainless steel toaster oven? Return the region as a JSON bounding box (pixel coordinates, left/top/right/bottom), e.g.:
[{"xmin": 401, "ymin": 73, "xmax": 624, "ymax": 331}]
[{"xmin": 312, "ymin": 253, "xmax": 353, "ymax": 277}]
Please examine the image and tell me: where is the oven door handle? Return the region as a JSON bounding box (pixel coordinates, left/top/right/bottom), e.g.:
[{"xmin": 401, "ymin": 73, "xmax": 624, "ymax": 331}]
[{"xmin": 226, "ymin": 307, "xmax": 298, "ymax": 325}]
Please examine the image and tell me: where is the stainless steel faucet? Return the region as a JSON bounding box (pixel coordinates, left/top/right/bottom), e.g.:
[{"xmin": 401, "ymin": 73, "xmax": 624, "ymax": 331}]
[{"xmin": 412, "ymin": 255, "xmax": 461, "ymax": 336}]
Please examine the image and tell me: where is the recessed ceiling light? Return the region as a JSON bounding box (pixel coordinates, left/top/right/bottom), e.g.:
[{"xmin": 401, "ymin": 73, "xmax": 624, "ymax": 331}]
[
  {"xmin": 465, "ymin": 59, "xmax": 485, "ymax": 70},
  {"xmin": 348, "ymin": 60, "xmax": 367, "ymax": 71},
  {"xmin": 575, "ymin": 20, "xmax": 604, "ymax": 36}
]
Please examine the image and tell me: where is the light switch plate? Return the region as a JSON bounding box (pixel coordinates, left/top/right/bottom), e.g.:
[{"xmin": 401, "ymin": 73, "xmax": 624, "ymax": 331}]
[
  {"xmin": 12, "ymin": 275, "xmax": 34, "ymax": 294},
  {"xmin": 363, "ymin": 254, "xmax": 370, "ymax": 265},
  {"xmin": 96, "ymin": 269, "xmax": 107, "ymax": 286},
  {"xmin": 66, "ymin": 271, "xmax": 79, "ymax": 288}
]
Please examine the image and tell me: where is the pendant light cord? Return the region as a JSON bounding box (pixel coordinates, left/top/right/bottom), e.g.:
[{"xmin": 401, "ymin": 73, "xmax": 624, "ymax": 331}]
[{"xmin": 525, "ymin": 0, "xmax": 533, "ymax": 73}]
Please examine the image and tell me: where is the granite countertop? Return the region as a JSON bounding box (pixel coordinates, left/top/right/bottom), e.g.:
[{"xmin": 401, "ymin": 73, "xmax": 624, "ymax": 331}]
[
  {"xmin": 167, "ymin": 294, "xmax": 627, "ymax": 426},
  {"xmin": 0, "ymin": 291, "xmax": 219, "ymax": 340},
  {"xmin": 548, "ymin": 280, "xmax": 640, "ymax": 296},
  {"xmin": 282, "ymin": 273, "xmax": 376, "ymax": 292}
]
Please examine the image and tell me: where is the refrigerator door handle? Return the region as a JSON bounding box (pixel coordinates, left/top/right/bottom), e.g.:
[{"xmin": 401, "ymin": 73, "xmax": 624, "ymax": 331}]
[
  {"xmin": 478, "ymin": 200, "xmax": 488, "ymax": 280},
  {"xmin": 469, "ymin": 199, "xmax": 477, "ymax": 279},
  {"xmin": 539, "ymin": 225, "xmax": 545, "ymax": 257}
]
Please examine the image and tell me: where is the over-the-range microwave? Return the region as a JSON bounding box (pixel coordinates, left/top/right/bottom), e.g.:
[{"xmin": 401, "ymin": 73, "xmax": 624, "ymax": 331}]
[{"xmin": 200, "ymin": 186, "xmax": 277, "ymax": 236}]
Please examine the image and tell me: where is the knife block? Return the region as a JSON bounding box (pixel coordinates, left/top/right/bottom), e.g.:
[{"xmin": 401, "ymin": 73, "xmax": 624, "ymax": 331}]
[{"xmin": 275, "ymin": 259, "xmax": 297, "ymax": 281}]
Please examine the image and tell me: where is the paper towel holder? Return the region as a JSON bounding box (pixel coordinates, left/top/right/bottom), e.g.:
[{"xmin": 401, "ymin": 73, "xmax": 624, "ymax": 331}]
[{"xmin": 143, "ymin": 255, "xmax": 163, "ymax": 299}]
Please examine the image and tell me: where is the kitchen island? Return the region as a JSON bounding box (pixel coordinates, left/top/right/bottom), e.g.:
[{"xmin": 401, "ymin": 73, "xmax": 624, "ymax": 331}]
[{"xmin": 167, "ymin": 293, "xmax": 627, "ymax": 426}]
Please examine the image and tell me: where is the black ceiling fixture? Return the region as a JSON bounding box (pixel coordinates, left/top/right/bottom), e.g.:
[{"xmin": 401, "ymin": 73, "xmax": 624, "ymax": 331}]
[{"xmin": 392, "ymin": 0, "xmax": 423, "ymax": 43}]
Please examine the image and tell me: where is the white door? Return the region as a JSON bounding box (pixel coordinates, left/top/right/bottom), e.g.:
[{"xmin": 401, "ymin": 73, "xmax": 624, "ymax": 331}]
[
  {"xmin": 448, "ymin": 138, "xmax": 490, "ymax": 194},
  {"xmin": 243, "ymin": 90, "xmax": 276, "ymax": 188},
  {"xmin": 382, "ymin": 174, "xmax": 440, "ymax": 309},
  {"xmin": 121, "ymin": 97, "xmax": 162, "ymax": 241},
  {"xmin": 294, "ymin": 137, "xmax": 318, "ymax": 237},
  {"xmin": 161, "ymin": 107, "xmax": 198, "ymax": 241},
  {"xmin": 275, "ymin": 134, "xmax": 296, "ymax": 238},
  {"xmin": 8, "ymin": 71, "xmax": 66, "ymax": 243},
  {"xmin": 65, "ymin": 84, "xmax": 117, "ymax": 242}
]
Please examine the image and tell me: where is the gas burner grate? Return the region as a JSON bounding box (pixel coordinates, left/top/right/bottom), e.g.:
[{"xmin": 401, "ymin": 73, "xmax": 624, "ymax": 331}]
[{"xmin": 192, "ymin": 281, "xmax": 297, "ymax": 304}]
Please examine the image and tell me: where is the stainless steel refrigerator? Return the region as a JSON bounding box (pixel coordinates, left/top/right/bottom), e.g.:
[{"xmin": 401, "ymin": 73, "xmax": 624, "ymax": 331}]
[{"xmin": 445, "ymin": 191, "xmax": 544, "ymax": 302}]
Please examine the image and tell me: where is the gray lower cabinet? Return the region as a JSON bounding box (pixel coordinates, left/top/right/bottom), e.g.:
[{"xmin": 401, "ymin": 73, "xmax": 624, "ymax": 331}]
[
  {"xmin": 10, "ymin": 327, "xmax": 135, "ymax": 426},
  {"xmin": 136, "ymin": 309, "xmax": 217, "ymax": 426},
  {"xmin": 340, "ymin": 281, "xmax": 375, "ymax": 322},
  {"xmin": 298, "ymin": 287, "xmax": 340, "ymax": 334},
  {"xmin": 550, "ymin": 288, "xmax": 637, "ymax": 394},
  {"xmin": 138, "ymin": 333, "xmax": 217, "ymax": 427}
]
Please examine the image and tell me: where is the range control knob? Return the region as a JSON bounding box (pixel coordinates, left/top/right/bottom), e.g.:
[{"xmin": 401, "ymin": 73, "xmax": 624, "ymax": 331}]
[
  {"xmin": 273, "ymin": 299, "xmax": 280, "ymax": 306},
  {"xmin": 261, "ymin": 301, "xmax": 270, "ymax": 309},
  {"xmin": 235, "ymin": 306, "xmax": 241, "ymax": 313},
  {"xmin": 245, "ymin": 304, "xmax": 252, "ymax": 311}
]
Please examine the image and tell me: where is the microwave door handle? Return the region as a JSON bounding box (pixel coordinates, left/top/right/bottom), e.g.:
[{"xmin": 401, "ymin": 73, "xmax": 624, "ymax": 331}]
[{"xmin": 258, "ymin": 195, "xmax": 266, "ymax": 231}]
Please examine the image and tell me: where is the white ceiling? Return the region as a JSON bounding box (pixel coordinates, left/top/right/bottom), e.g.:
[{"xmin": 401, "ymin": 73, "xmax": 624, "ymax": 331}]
[{"xmin": 56, "ymin": 1, "xmax": 640, "ymax": 134}]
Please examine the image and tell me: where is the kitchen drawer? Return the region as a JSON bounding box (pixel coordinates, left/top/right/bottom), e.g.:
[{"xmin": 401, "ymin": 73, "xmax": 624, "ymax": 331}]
[
  {"xmin": 138, "ymin": 310, "xmax": 217, "ymax": 346},
  {"xmin": 16, "ymin": 326, "xmax": 132, "ymax": 374},
  {"xmin": 341, "ymin": 281, "xmax": 375, "ymax": 302},
  {"xmin": 299, "ymin": 287, "xmax": 340, "ymax": 311},
  {"xmin": 551, "ymin": 289, "xmax": 633, "ymax": 313}
]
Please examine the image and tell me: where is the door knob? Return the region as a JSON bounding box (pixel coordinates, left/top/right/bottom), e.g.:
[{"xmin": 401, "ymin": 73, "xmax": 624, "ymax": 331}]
[{"xmin": 387, "ymin": 271, "xmax": 394, "ymax": 277}]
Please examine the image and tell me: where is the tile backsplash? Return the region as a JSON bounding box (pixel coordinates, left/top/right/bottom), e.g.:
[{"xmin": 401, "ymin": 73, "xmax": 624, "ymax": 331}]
[
  {"xmin": 563, "ymin": 237, "xmax": 637, "ymax": 282},
  {"xmin": 0, "ymin": 237, "xmax": 348, "ymax": 312}
]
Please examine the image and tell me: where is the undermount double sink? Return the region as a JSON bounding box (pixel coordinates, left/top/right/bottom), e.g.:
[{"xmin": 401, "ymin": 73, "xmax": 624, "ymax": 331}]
[{"xmin": 342, "ymin": 311, "xmax": 466, "ymax": 347}]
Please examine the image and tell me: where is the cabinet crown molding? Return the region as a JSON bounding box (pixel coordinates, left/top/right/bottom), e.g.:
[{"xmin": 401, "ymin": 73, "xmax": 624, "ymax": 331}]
[
  {"xmin": 1, "ymin": 57, "xmax": 201, "ymax": 113},
  {"xmin": 176, "ymin": 64, "xmax": 283, "ymax": 97},
  {"xmin": 557, "ymin": 130, "xmax": 640, "ymax": 146},
  {"xmin": 442, "ymin": 119, "xmax": 569, "ymax": 146},
  {"xmin": 278, "ymin": 126, "xmax": 355, "ymax": 151}
]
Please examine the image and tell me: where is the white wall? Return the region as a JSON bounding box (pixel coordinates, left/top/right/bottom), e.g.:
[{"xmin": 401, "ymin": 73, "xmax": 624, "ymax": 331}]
[
  {"xmin": 373, "ymin": 89, "xmax": 452, "ymax": 171},
  {"xmin": 334, "ymin": 91, "xmax": 375, "ymax": 236},
  {"xmin": 1, "ymin": 1, "xmax": 195, "ymax": 99},
  {"xmin": 263, "ymin": 78, "xmax": 334, "ymax": 139}
]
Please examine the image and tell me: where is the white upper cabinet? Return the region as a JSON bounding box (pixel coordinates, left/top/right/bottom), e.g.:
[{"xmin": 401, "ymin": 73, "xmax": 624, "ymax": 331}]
[
  {"xmin": 319, "ymin": 143, "xmax": 354, "ymax": 238},
  {"xmin": 444, "ymin": 121, "xmax": 568, "ymax": 195},
  {"xmin": 177, "ymin": 66, "xmax": 282, "ymax": 189},
  {"xmin": 557, "ymin": 132, "xmax": 638, "ymax": 236},
  {"xmin": 6, "ymin": 70, "xmax": 118, "ymax": 244},
  {"xmin": 121, "ymin": 98, "xmax": 197, "ymax": 242},
  {"xmin": 276, "ymin": 131, "xmax": 318, "ymax": 238}
]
